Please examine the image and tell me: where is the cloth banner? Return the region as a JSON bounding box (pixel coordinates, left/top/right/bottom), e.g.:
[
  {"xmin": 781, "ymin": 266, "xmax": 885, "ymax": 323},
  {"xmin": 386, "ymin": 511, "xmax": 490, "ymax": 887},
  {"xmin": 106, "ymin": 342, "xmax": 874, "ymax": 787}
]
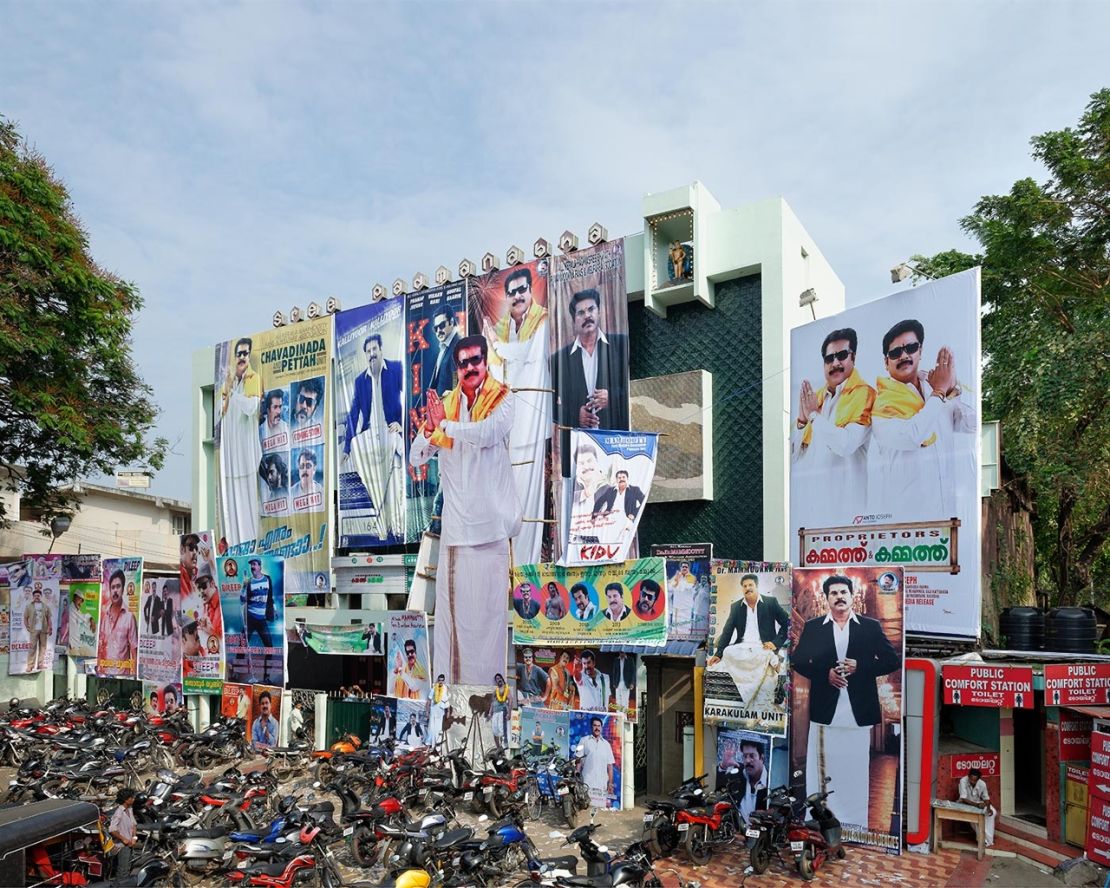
[
  {"xmin": 96, "ymin": 557, "xmax": 142, "ymax": 678},
  {"xmin": 7, "ymin": 562, "xmax": 61, "ymax": 675},
  {"xmin": 180, "ymin": 530, "xmax": 223, "ymax": 693},
  {"xmin": 703, "ymin": 561, "xmax": 792, "ymax": 736},
  {"xmin": 214, "ymin": 318, "xmax": 331, "ymax": 601},
  {"xmin": 218, "ymin": 555, "xmax": 285, "ymax": 686},
  {"xmin": 335, "ymin": 297, "xmax": 407, "ymax": 548},
  {"xmin": 386, "ymin": 611, "xmax": 432, "ymax": 701},
  {"xmin": 295, "ymin": 621, "xmax": 386, "ymax": 655},
  {"xmin": 789, "ymin": 566, "xmax": 904, "ymax": 852},
  {"xmin": 652, "ymin": 543, "xmax": 712, "ymax": 643},
  {"xmin": 564, "ymin": 430, "xmax": 657, "ymax": 565},
  {"xmin": 514, "ymin": 646, "xmax": 637, "ymax": 722},
  {"xmin": 789, "ymin": 269, "xmax": 981, "ymax": 637},
  {"xmin": 511, "ymin": 557, "xmax": 666, "ymax": 647}
]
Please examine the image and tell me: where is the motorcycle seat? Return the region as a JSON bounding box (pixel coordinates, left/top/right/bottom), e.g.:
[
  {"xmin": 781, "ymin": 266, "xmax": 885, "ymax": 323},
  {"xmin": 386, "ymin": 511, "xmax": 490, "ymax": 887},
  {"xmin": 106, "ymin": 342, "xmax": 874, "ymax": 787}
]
[
  {"xmin": 183, "ymin": 827, "xmax": 227, "ymax": 839},
  {"xmin": 479, "ymin": 833, "xmax": 507, "ymax": 852},
  {"xmin": 434, "ymin": 828, "xmax": 473, "ymax": 849},
  {"xmin": 534, "ymin": 854, "xmax": 578, "ymax": 872},
  {"xmin": 561, "ymin": 877, "xmax": 616, "ymax": 887},
  {"xmin": 245, "ymin": 860, "xmax": 296, "ymax": 877}
]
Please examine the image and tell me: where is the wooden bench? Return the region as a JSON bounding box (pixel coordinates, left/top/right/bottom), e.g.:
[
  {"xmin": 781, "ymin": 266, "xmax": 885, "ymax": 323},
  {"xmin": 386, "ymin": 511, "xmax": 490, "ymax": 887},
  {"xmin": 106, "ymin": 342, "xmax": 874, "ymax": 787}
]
[{"xmin": 931, "ymin": 799, "xmax": 986, "ymax": 860}]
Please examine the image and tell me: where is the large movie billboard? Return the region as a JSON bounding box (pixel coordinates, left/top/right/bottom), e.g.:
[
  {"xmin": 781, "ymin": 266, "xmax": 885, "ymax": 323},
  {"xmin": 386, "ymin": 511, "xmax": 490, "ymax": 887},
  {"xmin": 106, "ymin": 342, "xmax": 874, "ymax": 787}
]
[
  {"xmin": 218, "ymin": 555, "xmax": 285, "ymax": 687},
  {"xmin": 214, "ymin": 318, "xmax": 331, "ymax": 600},
  {"xmin": 789, "ymin": 269, "xmax": 981, "ymax": 637}
]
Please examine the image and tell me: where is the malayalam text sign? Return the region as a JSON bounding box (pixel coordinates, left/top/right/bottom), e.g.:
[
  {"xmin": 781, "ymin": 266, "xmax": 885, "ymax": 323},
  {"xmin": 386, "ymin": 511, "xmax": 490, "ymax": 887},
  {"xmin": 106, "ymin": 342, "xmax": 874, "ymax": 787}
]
[
  {"xmin": 942, "ymin": 664, "xmax": 1033, "ymax": 708},
  {"xmin": 1089, "ymin": 794, "xmax": 1110, "ymax": 866},
  {"xmin": 1060, "ymin": 712, "xmax": 1093, "ymax": 762},
  {"xmin": 1045, "ymin": 664, "xmax": 1110, "ymax": 707},
  {"xmin": 950, "ymin": 753, "xmax": 999, "ymax": 778},
  {"xmin": 1087, "ymin": 731, "xmax": 1110, "ymax": 802}
]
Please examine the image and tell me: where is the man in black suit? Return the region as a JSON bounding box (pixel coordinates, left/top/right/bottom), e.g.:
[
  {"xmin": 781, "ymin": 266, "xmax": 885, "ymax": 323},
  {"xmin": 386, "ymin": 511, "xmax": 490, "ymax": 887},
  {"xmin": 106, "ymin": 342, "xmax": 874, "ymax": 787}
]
[
  {"xmin": 426, "ymin": 310, "xmax": 460, "ymax": 396},
  {"xmin": 592, "ymin": 470, "xmax": 645, "ymax": 522},
  {"xmin": 791, "ymin": 573, "xmax": 901, "ymax": 828},
  {"xmin": 552, "ymin": 288, "xmax": 629, "ymax": 474},
  {"xmin": 708, "ymin": 574, "xmax": 790, "ymax": 665}
]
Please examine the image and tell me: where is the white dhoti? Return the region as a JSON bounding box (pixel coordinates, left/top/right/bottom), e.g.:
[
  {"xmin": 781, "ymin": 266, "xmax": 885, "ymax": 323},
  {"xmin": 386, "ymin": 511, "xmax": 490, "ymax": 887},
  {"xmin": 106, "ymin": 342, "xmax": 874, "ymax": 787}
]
[
  {"xmin": 806, "ymin": 722, "xmax": 871, "ymax": 828},
  {"xmin": 351, "ymin": 427, "xmax": 405, "ymax": 540},
  {"xmin": 429, "ymin": 703, "xmax": 446, "ymax": 744},
  {"xmin": 708, "ymin": 645, "xmax": 781, "ymax": 708},
  {"xmin": 219, "ymin": 386, "xmax": 262, "ymax": 544},
  {"xmin": 435, "ymin": 538, "xmax": 509, "ymax": 685},
  {"xmin": 614, "ymin": 680, "xmax": 630, "ymax": 712}
]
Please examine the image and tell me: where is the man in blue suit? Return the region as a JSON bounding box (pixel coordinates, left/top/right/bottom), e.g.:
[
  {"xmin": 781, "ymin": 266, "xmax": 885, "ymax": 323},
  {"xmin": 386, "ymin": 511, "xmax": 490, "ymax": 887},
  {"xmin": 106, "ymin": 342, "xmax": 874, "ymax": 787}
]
[{"xmin": 344, "ymin": 334, "xmax": 403, "ymax": 454}]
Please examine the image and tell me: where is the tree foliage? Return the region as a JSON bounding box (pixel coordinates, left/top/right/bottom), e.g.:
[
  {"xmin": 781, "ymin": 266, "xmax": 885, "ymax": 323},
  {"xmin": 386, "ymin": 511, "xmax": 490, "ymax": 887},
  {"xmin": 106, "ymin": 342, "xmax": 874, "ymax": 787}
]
[
  {"xmin": 912, "ymin": 88, "xmax": 1110, "ymax": 606},
  {"xmin": 0, "ymin": 117, "xmax": 165, "ymax": 524}
]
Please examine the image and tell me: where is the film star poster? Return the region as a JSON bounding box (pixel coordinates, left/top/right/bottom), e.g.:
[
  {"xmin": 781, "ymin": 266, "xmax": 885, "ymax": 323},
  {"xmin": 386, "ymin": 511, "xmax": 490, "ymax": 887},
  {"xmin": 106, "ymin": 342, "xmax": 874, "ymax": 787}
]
[
  {"xmin": 703, "ymin": 562, "xmax": 792, "ymax": 736},
  {"xmin": 514, "ymin": 645, "xmax": 638, "ymax": 722},
  {"xmin": 63, "ymin": 554, "xmax": 102, "ymax": 659},
  {"xmin": 22, "ymin": 555, "xmax": 67, "ymax": 671},
  {"xmin": 221, "ymin": 682, "xmax": 252, "ymax": 719},
  {"xmin": 651, "ymin": 543, "xmax": 712, "ymax": 643},
  {"xmin": 565, "ymin": 430, "xmax": 657, "ymax": 566},
  {"xmin": 335, "ymin": 297, "xmax": 407, "ymax": 548},
  {"xmin": 519, "ymin": 706, "xmax": 571, "ymax": 759},
  {"xmin": 8, "ymin": 566, "xmax": 61, "ymax": 675},
  {"xmin": 0, "ymin": 566, "xmax": 9, "ymax": 654},
  {"xmin": 395, "ymin": 697, "xmax": 430, "ymax": 748},
  {"xmin": 368, "ymin": 695, "xmax": 397, "ymax": 743},
  {"xmin": 218, "ymin": 555, "xmax": 285, "ymax": 686},
  {"xmin": 143, "ymin": 681, "xmax": 184, "ymax": 716},
  {"xmin": 180, "ymin": 530, "xmax": 223, "ymax": 693},
  {"xmin": 550, "ymin": 240, "xmax": 629, "ymax": 552},
  {"xmin": 570, "ymin": 710, "xmax": 624, "ymax": 810},
  {"xmin": 387, "ymin": 611, "xmax": 431, "ymax": 702},
  {"xmin": 138, "ymin": 578, "xmax": 181, "ymax": 685},
  {"xmin": 96, "ymin": 557, "xmax": 142, "ymax": 678},
  {"xmin": 405, "ymin": 280, "xmax": 467, "ymax": 540},
  {"xmin": 716, "ymin": 729, "xmax": 775, "ymax": 820},
  {"xmin": 789, "ymin": 269, "xmax": 981, "ymax": 638},
  {"xmin": 511, "ymin": 556, "xmax": 666, "ymax": 647},
  {"xmin": 790, "ymin": 566, "xmax": 904, "ymax": 852},
  {"xmin": 250, "ymin": 685, "xmax": 281, "ymax": 750},
  {"xmin": 294, "ymin": 621, "xmax": 386, "ymax": 655},
  {"xmin": 469, "ymin": 260, "xmax": 552, "ymax": 565},
  {"xmin": 213, "ymin": 317, "xmax": 331, "ymax": 601}
]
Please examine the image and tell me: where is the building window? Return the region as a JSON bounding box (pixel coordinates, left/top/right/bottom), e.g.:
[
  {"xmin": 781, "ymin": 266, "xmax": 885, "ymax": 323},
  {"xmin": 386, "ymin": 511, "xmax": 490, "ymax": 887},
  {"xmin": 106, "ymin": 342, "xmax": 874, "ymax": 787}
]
[{"xmin": 172, "ymin": 513, "xmax": 191, "ymax": 536}]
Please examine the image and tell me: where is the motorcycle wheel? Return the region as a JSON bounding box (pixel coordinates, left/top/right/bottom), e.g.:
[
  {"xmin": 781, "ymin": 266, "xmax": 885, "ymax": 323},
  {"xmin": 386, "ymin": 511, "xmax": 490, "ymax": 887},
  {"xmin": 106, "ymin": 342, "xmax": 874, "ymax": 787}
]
[
  {"xmin": 351, "ymin": 826, "xmax": 379, "ymax": 866},
  {"xmin": 486, "ymin": 789, "xmax": 502, "ymax": 819},
  {"xmin": 684, "ymin": 824, "xmax": 713, "ymax": 866},
  {"xmin": 798, "ymin": 843, "xmax": 817, "ymax": 881},
  {"xmin": 524, "ymin": 777, "xmax": 541, "ymax": 821},
  {"xmin": 562, "ymin": 795, "xmax": 578, "ymax": 829},
  {"xmin": 645, "ymin": 818, "xmax": 677, "ymax": 859},
  {"xmin": 749, "ymin": 836, "xmax": 771, "ymax": 874},
  {"xmin": 836, "ymin": 845, "xmax": 846, "ymax": 860},
  {"xmin": 192, "ymin": 747, "xmax": 217, "ymax": 770},
  {"xmin": 313, "ymin": 758, "xmax": 335, "ymax": 785}
]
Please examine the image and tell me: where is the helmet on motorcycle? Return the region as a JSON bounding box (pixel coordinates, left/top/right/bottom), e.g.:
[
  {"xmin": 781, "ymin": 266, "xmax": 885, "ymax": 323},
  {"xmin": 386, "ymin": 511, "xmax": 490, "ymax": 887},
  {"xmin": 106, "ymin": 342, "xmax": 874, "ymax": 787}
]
[{"xmin": 394, "ymin": 871, "xmax": 431, "ymax": 888}]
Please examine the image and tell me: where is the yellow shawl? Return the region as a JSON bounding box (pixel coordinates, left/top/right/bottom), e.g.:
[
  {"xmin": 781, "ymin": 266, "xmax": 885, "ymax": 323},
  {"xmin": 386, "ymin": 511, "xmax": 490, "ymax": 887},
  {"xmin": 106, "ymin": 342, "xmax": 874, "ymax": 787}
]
[
  {"xmin": 494, "ymin": 300, "xmax": 547, "ymax": 343},
  {"xmin": 433, "ymin": 683, "xmax": 445, "ymax": 704},
  {"xmin": 873, "ymin": 376, "xmax": 936, "ymax": 447},
  {"xmin": 221, "ymin": 366, "xmax": 261, "ymax": 416},
  {"xmin": 801, "ymin": 368, "xmax": 875, "ymax": 447},
  {"xmin": 429, "ymin": 374, "xmax": 510, "ymax": 450}
]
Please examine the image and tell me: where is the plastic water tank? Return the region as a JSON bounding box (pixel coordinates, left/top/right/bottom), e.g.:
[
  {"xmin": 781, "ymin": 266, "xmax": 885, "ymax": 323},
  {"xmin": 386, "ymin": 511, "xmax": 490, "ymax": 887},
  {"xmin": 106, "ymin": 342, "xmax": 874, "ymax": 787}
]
[
  {"xmin": 1045, "ymin": 607, "xmax": 1097, "ymax": 654},
  {"xmin": 999, "ymin": 607, "xmax": 1045, "ymax": 651}
]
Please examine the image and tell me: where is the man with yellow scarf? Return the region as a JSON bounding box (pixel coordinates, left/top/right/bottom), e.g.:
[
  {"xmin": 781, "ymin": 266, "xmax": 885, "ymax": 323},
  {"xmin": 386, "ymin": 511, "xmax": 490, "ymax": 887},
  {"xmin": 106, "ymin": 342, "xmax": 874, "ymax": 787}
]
[
  {"xmin": 868, "ymin": 319, "xmax": 976, "ymax": 518},
  {"xmin": 411, "ymin": 335, "xmax": 522, "ymax": 685},
  {"xmin": 428, "ymin": 674, "xmax": 449, "ymax": 746},
  {"xmin": 791, "ymin": 328, "xmax": 875, "ymax": 527}
]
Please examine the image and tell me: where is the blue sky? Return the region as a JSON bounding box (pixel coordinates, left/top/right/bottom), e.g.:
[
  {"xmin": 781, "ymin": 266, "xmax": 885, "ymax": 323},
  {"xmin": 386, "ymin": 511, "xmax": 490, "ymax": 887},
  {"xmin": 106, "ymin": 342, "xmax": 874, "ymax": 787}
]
[{"xmin": 2, "ymin": 1, "xmax": 1105, "ymax": 502}]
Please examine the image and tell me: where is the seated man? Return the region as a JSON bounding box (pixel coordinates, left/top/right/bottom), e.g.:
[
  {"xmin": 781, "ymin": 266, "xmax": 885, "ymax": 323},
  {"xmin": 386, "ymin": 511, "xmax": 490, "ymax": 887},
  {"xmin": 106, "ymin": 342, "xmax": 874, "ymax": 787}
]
[{"xmin": 958, "ymin": 767, "xmax": 995, "ymax": 847}]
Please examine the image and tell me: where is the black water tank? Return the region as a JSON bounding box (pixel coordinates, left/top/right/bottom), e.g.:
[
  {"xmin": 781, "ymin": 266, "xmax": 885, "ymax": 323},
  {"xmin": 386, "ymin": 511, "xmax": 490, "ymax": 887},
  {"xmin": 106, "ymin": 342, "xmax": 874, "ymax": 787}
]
[
  {"xmin": 999, "ymin": 606, "xmax": 1045, "ymax": 651},
  {"xmin": 1046, "ymin": 607, "xmax": 1097, "ymax": 654}
]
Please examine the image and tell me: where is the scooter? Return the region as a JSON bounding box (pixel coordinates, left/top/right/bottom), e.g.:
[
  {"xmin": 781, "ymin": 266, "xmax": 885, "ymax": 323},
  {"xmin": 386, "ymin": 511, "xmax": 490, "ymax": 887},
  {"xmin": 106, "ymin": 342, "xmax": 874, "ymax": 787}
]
[{"xmin": 788, "ymin": 779, "xmax": 844, "ymax": 881}]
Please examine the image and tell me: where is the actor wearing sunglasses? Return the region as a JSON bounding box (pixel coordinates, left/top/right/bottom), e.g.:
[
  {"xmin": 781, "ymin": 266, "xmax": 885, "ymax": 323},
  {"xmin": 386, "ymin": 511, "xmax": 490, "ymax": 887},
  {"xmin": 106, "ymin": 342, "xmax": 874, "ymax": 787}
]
[
  {"xmin": 869, "ymin": 318, "xmax": 976, "ymax": 518},
  {"xmin": 219, "ymin": 337, "xmax": 262, "ymax": 543},
  {"xmin": 410, "ymin": 334, "xmax": 522, "ymax": 684},
  {"xmin": 428, "ymin": 310, "xmax": 461, "ymax": 396}
]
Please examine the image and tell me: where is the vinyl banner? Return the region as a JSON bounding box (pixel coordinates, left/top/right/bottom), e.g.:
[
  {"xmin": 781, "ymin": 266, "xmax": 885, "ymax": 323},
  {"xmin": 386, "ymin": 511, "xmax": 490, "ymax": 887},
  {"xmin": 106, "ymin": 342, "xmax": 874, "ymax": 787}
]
[
  {"xmin": 652, "ymin": 543, "xmax": 712, "ymax": 643},
  {"xmin": 180, "ymin": 530, "xmax": 223, "ymax": 693},
  {"xmin": 565, "ymin": 430, "xmax": 657, "ymax": 565},
  {"xmin": 790, "ymin": 566, "xmax": 904, "ymax": 853},
  {"xmin": 250, "ymin": 685, "xmax": 282, "ymax": 750},
  {"xmin": 395, "ymin": 697, "xmax": 431, "ymax": 748},
  {"xmin": 717, "ymin": 729, "xmax": 773, "ymax": 821},
  {"xmin": 514, "ymin": 645, "xmax": 638, "ymax": 722},
  {"xmin": 24, "ymin": 555, "xmax": 67, "ymax": 669},
  {"xmin": 511, "ymin": 557, "xmax": 666, "ymax": 647},
  {"xmin": 143, "ymin": 682, "xmax": 183, "ymax": 716},
  {"xmin": 439, "ymin": 683, "xmax": 502, "ymax": 755},
  {"xmin": 386, "ymin": 611, "xmax": 431, "ymax": 701},
  {"xmin": 570, "ymin": 711, "xmax": 624, "ymax": 810},
  {"xmin": 405, "ymin": 281, "xmax": 466, "ymax": 539},
  {"xmin": 221, "ymin": 682, "xmax": 252, "ymax": 719},
  {"xmin": 703, "ymin": 562, "xmax": 792, "ymax": 736},
  {"xmin": 214, "ymin": 318, "xmax": 331, "ymax": 600},
  {"xmin": 519, "ymin": 707, "xmax": 571, "ymax": 759},
  {"xmin": 470, "ymin": 260, "xmax": 552, "ymax": 565},
  {"xmin": 0, "ymin": 567, "xmax": 9, "ymax": 654},
  {"xmin": 218, "ymin": 555, "xmax": 285, "ymax": 687},
  {"xmin": 8, "ymin": 565, "xmax": 60, "ymax": 674},
  {"xmin": 96, "ymin": 557, "xmax": 142, "ymax": 678},
  {"xmin": 63, "ymin": 555, "xmax": 102, "ymax": 659},
  {"xmin": 138, "ymin": 578, "xmax": 182, "ymax": 685},
  {"xmin": 335, "ymin": 297, "xmax": 407, "ymax": 548},
  {"xmin": 789, "ymin": 269, "xmax": 981, "ymax": 637},
  {"xmin": 294, "ymin": 621, "xmax": 386, "ymax": 655}
]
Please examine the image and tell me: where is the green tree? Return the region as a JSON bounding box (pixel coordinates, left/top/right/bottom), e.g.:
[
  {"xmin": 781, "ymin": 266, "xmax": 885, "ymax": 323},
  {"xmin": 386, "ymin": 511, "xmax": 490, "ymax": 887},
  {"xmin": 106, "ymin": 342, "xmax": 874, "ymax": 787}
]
[
  {"xmin": 0, "ymin": 117, "xmax": 165, "ymax": 525},
  {"xmin": 912, "ymin": 88, "xmax": 1110, "ymax": 606}
]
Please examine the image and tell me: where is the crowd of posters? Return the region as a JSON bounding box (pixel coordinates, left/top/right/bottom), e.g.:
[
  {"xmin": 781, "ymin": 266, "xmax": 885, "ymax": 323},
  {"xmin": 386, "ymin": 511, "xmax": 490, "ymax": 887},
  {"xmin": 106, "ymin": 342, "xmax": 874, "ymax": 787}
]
[
  {"xmin": 405, "ymin": 281, "xmax": 466, "ymax": 539},
  {"xmin": 180, "ymin": 530, "xmax": 224, "ymax": 694},
  {"xmin": 789, "ymin": 269, "xmax": 981, "ymax": 637},
  {"xmin": 703, "ymin": 562, "xmax": 792, "ymax": 735},
  {"xmin": 143, "ymin": 681, "xmax": 183, "ymax": 715},
  {"xmin": 514, "ymin": 645, "xmax": 637, "ymax": 722},
  {"xmin": 294, "ymin": 621, "xmax": 385, "ymax": 655},
  {"xmin": 387, "ymin": 611, "xmax": 431, "ymax": 701},
  {"xmin": 214, "ymin": 318, "xmax": 331, "ymax": 601},
  {"xmin": 511, "ymin": 557, "xmax": 667, "ymax": 647},
  {"xmin": 138, "ymin": 578, "xmax": 182, "ymax": 685},
  {"xmin": 218, "ymin": 555, "xmax": 285, "ymax": 686},
  {"xmin": 7, "ymin": 562, "xmax": 60, "ymax": 675},
  {"xmin": 565, "ymin": 430, "xmax": 657, "ymax": 565},
  {"xmin": 96, "ymin": 557, "xmax": 142, "ymax": 678},
  {"xmin": 335, "ymin": 298, "xmax": 407, "ymax": 548},
  {"xmin": 470, "ymin": 260, "xmax": 552, "ymax": 565},
  {"xmin": 518, "ymin": 709, "xmax": 624, "ymax": 809},
  {"xmin": 789, "ymin": 566, "xmax": 904, "ymax": 851},
  {"xmin": 652, "ymin": 543, "xmax": 711, "ymax": 643}
]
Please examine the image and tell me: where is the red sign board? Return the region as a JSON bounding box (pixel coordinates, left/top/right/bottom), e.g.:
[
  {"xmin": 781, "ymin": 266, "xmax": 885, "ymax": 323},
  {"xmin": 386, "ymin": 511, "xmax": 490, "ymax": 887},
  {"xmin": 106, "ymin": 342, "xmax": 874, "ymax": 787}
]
[
  {"xmin": 1087, "ymin": 732, "xmax": 1110, "ymax": 803},
  {"xmin": 951, "ymin": 753, "xmax": 1000, "ymax": 778},
  {"xmin": 1089, "ymin": 795, "xmax": 1110, "ymax": 866},
  {"xmin": 1068, "ymin": 764, "xmax": 1090, "ymax": 785},
  {"xmin": 1045, "ymin": 664, "xmax": 1110, "ymax": 707},
  {"xmin": 1060, "ymin": 712, "xmax": 1094, "ymax": 762},
  {"xmin": 942, "ymin": 664, "xmax": 1033, "ymax": 708}
]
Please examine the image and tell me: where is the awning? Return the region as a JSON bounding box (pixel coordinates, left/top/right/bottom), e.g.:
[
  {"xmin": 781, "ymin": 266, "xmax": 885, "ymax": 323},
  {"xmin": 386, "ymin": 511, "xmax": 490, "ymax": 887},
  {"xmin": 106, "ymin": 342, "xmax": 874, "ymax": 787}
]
[
  {"xmin": 1064, "ymin": 706, "xmax": 1110, "ymax": 719},
  {"xmin": 0, "ymin": 799, "xmax": 100, "ymax": 859},
  {"xmin": 602, "ymin": 640, "xmax": 703, "ymax": 657}
]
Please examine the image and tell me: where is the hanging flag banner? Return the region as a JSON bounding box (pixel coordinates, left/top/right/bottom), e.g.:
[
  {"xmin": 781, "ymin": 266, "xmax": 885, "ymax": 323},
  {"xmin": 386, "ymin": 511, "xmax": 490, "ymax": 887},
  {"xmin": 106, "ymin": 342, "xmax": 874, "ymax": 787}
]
[
  {"xmin": 514, "ymin": 645, "xmax": 638, "ymax": 722},
  {"xmin": 143, "ymin": 681, "xmax": 183, "ymax": 716},
  {"xmin": 294, "ymin": 621, "xmax": 386, "ymax": 656},
  {"xmin": 219, "ymin": 555, "xmax": 285, "ymax": 687},
  {"xmin": 8, "ymin": 564, "xmax": 61, "ymax": 675},
  {"xmin": 96, "ymin": 557, "xmax": 142, "ymax": 678},
  {"xmin": 703, "ymin": 562, "xmax": 793, "ymax": 735},
  {"xmin": 511, "ymin": 557, "xmax": 666, "ymax": 647},
  {"xmin": 790, "ymin": 566, "xmax": 904, "ymax": 853},
  {"xmin": 63, "ymin": 555, "xmax": 102, "ymax": 659},
  {"xmin": 470, "ymin": 260, "xmax": 552, "ymax": 565},
  {"xmin": 652, "ymin": 543, "xmax": 712, "ymax": 643},
  {"xmin": 789, "ymin": 269, "xmax": 981, "ymax": 637},
  {"xmin": 387, "ymin": 611, "xmax": 431, "ymax": 701},
  {"xmin": 405, "ymin": 281, "xmax": 467, "ymax": 540},
  {"xmin": 214, "ymin": 318, "xmax": 331, "ymax": 601},
  {"xmin": 139, "ymin": 578, "xmax": 182, "ymax": 685},
  {"xmin": 564, "ymin": 430, "xmax": 657, "ymax": 565},
  {"xmin": 335, "ymin": 297, "xmax": 407, "ymax": 548}
]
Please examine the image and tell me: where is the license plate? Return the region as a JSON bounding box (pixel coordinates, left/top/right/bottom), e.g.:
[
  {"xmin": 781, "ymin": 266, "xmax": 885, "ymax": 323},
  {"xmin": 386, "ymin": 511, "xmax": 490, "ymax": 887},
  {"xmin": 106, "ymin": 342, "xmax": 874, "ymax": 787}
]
[
  {"xmin": 452, "ymin": 856, "xmax": 461, "ymax": 866},
  {"xmin": 790, "ymin": 841, "xmax": 804, "ymax": 852},
  {"xmin": 642, "ymin": 814, "xmax": 654, "ymax": 823},
  {"xmin": 746, "ymin": 829, "xmax": 761, "ymax": 838},
  {"xmin": 677, "ymin": 823, "xmax": 689, "ymax": 832},
  {"xmin": 557, "ymin": 786, "xmax": 569, "ymax": 795},
  {"xmin": 342, "ymin": 826, "xmax": 354, "ymax": 837},
  {"xmin": 463, "ymin": 792, "xmax": 474, "ymax": 801}
]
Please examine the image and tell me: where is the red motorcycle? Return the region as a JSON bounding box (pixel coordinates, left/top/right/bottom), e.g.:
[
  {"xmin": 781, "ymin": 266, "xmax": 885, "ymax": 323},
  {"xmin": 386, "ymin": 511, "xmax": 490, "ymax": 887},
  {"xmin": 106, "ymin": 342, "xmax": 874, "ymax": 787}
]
[
  {"xmin": 225, "ymin": 825, "xmax": 340, "ymax": 888},
  {"xmin": 675, "ymin": 788, "xmax": 742, "ymax": 865},
  {"xmin": 786, "ymin": 780, "xmax": 844, "ymax": 881}
]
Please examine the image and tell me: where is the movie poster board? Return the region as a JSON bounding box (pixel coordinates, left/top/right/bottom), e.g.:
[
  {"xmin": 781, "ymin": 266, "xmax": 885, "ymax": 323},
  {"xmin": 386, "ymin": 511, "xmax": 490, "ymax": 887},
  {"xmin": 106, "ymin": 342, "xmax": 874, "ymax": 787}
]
[
  {"xmin": 143, "ymin": 681, "xmax": 184, "ymax": 716},
  {"xmin": 63, "ymin": 555, "xmax": 102, "ymax": 660},
  {"xmin": 386, "ymin": 611, "xmax": 431, "ymax": 702},
  {"xmin": 716, "ymin": 729, "xmax": 774, "ymax": 819},
  {"xmin": 8, "ymin": 564, "xmax": 61, "ymax": 675},
  {"xmin": 180, "ymin": 530, "xmax": 222, "ymax": 693},
  {"xmin": 221, "ymin": 682, "xmax": 252, "ymax": 719},
  {"xmin": 703, "ymin": 561, "xmax": 792, "ymax": 735},
  {"xmin": 651, "ymin": 543, "xmax": 712, "ymax": 643},
  {"xmin": 249, "ymin": 685, "xmax": 282, "ymax": 750},
  {"xmin": 0, "ymin": 566, "xmax": 9, "ymax": 654},
  {"xmin": 138, "ymin": 578, "xmax": 182, "ymax": 685},
  {"xmin": 214, "ymin": 318, "xmax": 331, "ymax": 601},
  {"xmin": 513, "ymin": 645, "xmax": 638, "ymax": 722},
  {"xmin": 335, "ymin": 297, "xmax": 407, "ymax": 548},
  {"xmin": 294, "ymin": 621, "xmax": 386, "ymax": 655},
  {"xmin": 218, "ymin": 555, "xmax": 285, "ymax": 686},
  {"xmin": 789, "ymin": 269, "xmax": 981, "ymax": 637},
  {"xmin": 789, "ymin": 566, "xmax": 904, "ymax": 852},
  {"xmin": 96, "ymin": 557, "xmax": 142, "ymax": 678}
]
